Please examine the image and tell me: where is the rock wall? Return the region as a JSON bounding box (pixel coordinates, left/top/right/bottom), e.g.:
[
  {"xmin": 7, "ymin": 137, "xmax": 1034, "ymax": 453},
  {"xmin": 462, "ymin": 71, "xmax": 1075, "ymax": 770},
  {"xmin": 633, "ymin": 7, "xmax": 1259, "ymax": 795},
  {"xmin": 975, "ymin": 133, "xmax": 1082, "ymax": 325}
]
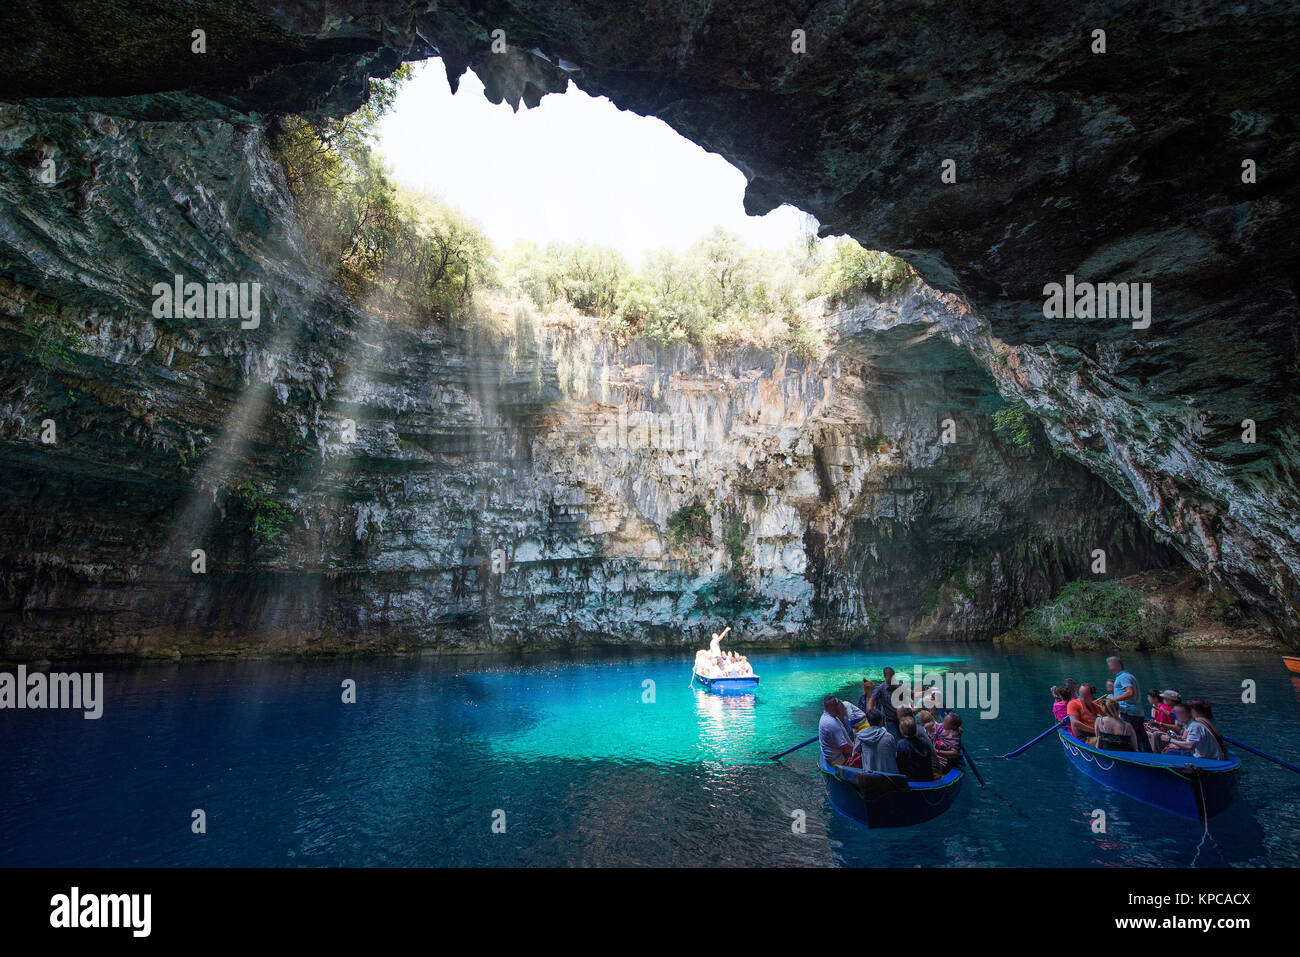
[
  {"xmin": 0, "ymin": 105, "xmax": 1174, "ymax": 656},
  {"xmin": 4, "ymin": 0, "xmax": 1294, "ymax": 647}
]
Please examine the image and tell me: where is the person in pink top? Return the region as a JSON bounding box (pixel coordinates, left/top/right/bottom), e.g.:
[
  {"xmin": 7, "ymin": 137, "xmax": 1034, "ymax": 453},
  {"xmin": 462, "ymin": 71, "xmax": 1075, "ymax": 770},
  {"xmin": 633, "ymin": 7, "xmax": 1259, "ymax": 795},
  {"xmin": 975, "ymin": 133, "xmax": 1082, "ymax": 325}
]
[{"xmin": 1051, "ymin": 685, "xmax": 1072, "ymax": 723}]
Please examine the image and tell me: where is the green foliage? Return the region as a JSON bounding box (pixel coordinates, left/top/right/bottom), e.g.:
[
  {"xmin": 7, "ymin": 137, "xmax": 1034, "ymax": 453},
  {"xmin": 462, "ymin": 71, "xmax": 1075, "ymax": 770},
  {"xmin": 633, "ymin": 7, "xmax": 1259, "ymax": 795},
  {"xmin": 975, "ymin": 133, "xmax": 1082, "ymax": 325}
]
[
  {"xmin": 499, "ymin": 228, "xmax": 878, "ymax": 355},
  {"xmin": 992, "ymin": 400, "xmax": 1036, "ymax": 450},
  {"xmin": 666, "ymin": 502, "xmax": 711, "ymax": 546},
  {"xmin": 272, "ymin": 65, "xmax": 492, "ymax": 322},
  {"xmin": 503, "ymin": 240, "xmax": 627, "ymax": 314},
  {"xmin": 235, "ymin": 481, "xmax": 293, "ymax": 543},
  {"xmin": 1019, "ymin": 580, "xmax": 1169, "ymax": 649},
  {"xmin": 23, "ymin": 307, "xmax": 86, "ymax": 373},
  {"xmin": 277, "ymin": 72, "xmax": 916, "ymax": 355},
  {"xmin": 818, "ymin": 238, "xmax": 917, "ymax": 304}
]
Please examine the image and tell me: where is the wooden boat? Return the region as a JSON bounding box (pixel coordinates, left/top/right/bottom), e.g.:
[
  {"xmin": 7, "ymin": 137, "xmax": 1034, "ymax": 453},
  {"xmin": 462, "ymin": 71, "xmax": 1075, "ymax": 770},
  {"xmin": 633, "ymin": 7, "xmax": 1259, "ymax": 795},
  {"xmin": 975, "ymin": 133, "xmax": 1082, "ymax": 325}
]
[
  {"xmin": 692, "ymin": 670, "xmax": 759, "ymax": 693},
  {"xmin": 1057, "ymin": 731, "xmax": 1239, "ymax": 821},
  {"xmin": 1282, "ymin": 655, "xmax": 1300, "ymax": 675},
  {"xmin": 818, "ymin": 753, "xmax": 964, "ymax": 828}
]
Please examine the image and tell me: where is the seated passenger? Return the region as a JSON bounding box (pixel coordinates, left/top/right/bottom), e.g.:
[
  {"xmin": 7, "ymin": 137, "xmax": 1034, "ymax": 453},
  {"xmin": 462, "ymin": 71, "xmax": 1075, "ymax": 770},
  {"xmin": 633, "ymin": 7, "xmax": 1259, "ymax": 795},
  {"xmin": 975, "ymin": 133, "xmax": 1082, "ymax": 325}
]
[
  {"xmin": 1051, "ymin": 685, "xmax": 1072, "ymax": 723},
  {"xmin": 1094, "ymin": 699, "xmax": 1139, "ymax": 751},
  {"xmin": 933, "ymin": 712, "xmax": 963, "ymax": 771},
  {"xmin": 895, "ymin": 715, "xmax": 936, "ymax": 782},
  {"xmin": 694, "ymin": 650, "xmax": 713, "ymax": 676},
  {"xmin": 1163, "ymin": 701, "xmax": 1227, "ymax": 760},
  {"xmin": 819, "ymin": 696, "xmax": 855, "ymax": 767},
  {"xmin": 852, "ymin": 708, "xmax": 899, "ymax": 774},
  {"xmin": 1067, "ymin": 683, "xmax": 1102, "ymax": 741}
]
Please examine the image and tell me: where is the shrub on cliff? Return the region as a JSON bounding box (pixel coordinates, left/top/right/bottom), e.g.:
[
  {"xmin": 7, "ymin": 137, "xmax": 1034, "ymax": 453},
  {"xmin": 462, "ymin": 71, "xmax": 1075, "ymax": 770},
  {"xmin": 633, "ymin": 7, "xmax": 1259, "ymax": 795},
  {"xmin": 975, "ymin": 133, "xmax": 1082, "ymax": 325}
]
[
  {"xmin": 1017, "ymin": 580, "xmax": 1169, "ymax": 649},
  {"xmin": 272, "ymin": 66, "xmax": 492, "ymax": 321},
  {"xmin": 818, "ymin": 238, "xmax": 916, "ymax": 304},
  {"xmin": 234, "ymin": 482, "xmax": 293, "ymax": 543},
  {"xmin": 666, "ymin": 502, "xmax": 711, "ymax": 546}
]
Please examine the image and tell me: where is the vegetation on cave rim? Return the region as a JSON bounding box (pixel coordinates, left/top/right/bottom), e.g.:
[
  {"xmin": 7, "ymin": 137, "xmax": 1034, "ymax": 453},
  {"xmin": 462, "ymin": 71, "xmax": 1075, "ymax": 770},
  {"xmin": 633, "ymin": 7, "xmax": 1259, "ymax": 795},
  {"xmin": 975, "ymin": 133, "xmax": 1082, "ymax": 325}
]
[
  {"xmin": 1010, "ymin": 579, "xmax": 1170, "ymax": 649},
  {"xmin": 270, "ymin": 70, "xmax": 915, "ymax": 359}
]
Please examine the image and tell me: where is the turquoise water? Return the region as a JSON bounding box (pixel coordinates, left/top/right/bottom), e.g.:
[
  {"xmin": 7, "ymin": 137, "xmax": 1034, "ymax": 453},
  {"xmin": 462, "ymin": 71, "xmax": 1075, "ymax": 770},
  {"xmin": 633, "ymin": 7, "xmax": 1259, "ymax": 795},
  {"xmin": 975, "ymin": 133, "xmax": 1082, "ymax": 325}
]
[{"xmin": 2, "ymin": 646, "xmax": 1298, "ymax": 866}]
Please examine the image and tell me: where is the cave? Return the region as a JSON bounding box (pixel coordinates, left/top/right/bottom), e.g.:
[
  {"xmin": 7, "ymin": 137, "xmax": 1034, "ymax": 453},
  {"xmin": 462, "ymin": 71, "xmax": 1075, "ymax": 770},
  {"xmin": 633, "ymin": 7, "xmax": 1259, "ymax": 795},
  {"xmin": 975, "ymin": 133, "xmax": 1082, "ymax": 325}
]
[
  {"xmin": 3, "ymin": 2, "xmax": 1295, "ymax": 657},
  {"xmin": 2, "ymin": 0, "xmax": 1299, "ymax": 883}
]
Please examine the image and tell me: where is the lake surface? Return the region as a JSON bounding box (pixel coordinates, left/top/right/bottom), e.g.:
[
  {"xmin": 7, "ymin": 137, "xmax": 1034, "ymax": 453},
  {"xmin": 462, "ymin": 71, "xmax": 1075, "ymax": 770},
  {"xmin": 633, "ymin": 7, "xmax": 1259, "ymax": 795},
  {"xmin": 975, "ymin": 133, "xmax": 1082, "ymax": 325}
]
[{"xmin": 3, "ymin": 646, "xmax": 1298, "ymax": 867}]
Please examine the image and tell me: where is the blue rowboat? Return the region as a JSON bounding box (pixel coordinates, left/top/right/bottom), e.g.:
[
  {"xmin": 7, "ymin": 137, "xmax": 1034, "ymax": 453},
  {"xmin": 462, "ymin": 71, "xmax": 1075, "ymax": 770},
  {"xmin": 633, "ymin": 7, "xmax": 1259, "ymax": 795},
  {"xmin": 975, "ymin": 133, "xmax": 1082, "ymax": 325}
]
[
  {"xmin": 693, "ymin": 671, "xmax": 759, "ymax": 693},
  {"xmin": 818, "ymin": 753, "xmax": 964, "ymax": 828},
  {"xmin": 1057, "ymin": 731, "xmax": 1239, "ymax": 821}
]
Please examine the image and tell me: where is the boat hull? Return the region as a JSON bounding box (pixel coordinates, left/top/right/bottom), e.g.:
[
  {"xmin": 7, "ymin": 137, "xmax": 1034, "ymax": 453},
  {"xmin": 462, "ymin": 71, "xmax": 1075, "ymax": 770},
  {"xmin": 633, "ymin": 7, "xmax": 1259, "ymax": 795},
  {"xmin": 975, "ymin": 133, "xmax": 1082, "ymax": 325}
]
[
  {"xmin": 693, "ymin": 672, "xmax": 760, "ymax": 694},
  {"xmin": 819, "ymin": 754, "xmax": 964, "ymax": 828},
  {"xmin": 1058, "ymin": 732, "xmax": 1239, "ymax": 821},
  {"xmin": 1283, "ymin": 656, "xmax": 1300, "ymax": 675}
]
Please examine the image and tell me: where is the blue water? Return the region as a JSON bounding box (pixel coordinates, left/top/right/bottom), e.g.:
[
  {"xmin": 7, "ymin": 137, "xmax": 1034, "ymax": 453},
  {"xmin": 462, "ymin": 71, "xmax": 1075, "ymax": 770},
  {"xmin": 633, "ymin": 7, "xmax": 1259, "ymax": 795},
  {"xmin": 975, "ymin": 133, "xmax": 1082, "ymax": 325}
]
[{"xmin": 2, "ymin": 646, "xmax": 1298, "ymax": 867}]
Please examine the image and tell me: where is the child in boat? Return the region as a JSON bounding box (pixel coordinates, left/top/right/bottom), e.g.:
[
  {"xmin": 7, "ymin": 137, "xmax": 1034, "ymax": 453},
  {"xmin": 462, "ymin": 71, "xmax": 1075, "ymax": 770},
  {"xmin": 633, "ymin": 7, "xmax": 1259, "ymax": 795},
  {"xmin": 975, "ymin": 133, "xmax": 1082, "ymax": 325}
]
[
  {"xmin": 1051, "ymin": 685, "xmax": 1072, "ymax": 722},
  {"xmin": 1146, "ymin": 689, "xmax": 1176, "ymax": 730},
  {"xmin": 1146, "ymin": 690, "xmax": 1180, "ymax": 749},
  {"xmin": 933, "ymin": 712, "xmax": 963, "ymax": 771}
]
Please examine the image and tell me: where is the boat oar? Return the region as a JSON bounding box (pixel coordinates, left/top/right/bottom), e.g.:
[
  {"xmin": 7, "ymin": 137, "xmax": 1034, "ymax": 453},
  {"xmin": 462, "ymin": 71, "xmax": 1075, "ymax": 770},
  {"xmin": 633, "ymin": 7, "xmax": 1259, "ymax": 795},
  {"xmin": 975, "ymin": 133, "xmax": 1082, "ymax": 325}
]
[
  {"xmin": 770, "ymin": 736, "xmax": 818, "ymax": 761},
  {"xmin": 1000, "ymin": 718, "xmax": 1069, "ymax": 759},
  {"xmin": 959, "ymin": 743, "xmax": 986, "ymax": 787},
  {"xmin": 1222, "ymin": 735, "xmax": 1300, "ymax": 775}
]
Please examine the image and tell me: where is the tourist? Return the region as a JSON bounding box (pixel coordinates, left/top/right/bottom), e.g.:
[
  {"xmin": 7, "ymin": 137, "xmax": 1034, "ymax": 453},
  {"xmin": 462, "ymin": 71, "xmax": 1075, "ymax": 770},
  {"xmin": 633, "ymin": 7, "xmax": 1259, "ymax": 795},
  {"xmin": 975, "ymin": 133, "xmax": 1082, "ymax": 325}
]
[
  {"xmin": 1051, "ymin": 685, "xmax": 1072, "ymax": 723},
  {"xmin": 1067, "ymin": 683, "xmax": 1101, "ymax": 741},
  {"xmin": 1146, "ymin": 689, "xmax": 1170, "ymax": 726},
  {"xmin": 853, "ymin": 707, "xmax": 900, "ymax": 774},
  {"xmin": 858, "ymin": 678, "xmax": 875, "ymax": 713},
  {"xmin": 895, "ymin": 715, "xmax": 936, "ymax": 782},
  {"xmin": 1163, "ymin": 701, "xmax": 1227, "ymax": 760},
  {"xmin": 1093, "ymin": 699, "xmax": 1139, "ymax": 751},
  {"xmin": 1107, "ymin": 655, "xmax": 1150, "ymax": 751},
  {"xmin": 933, "ymin": 712, "xmax": 963, "ymax": 771},
  {"xmin": 819, "ymin": 696, "xmax": 855, "ymax": 766},
  {"xmin": 869, "ymin": 667, "xmax": 902, "ymax": 737},
  {"xmin": 708, "ymin": 626, "xmax": 730, "ymax": 657}
]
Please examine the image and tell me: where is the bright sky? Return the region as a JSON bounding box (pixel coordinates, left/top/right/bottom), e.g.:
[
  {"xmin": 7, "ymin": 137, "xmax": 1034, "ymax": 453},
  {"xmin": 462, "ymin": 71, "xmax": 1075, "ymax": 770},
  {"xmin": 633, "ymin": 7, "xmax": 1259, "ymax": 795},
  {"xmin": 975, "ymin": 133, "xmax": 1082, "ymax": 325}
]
[{"xmin": 375, "ymin": 59, "xmax": 815, "ymax": 264}]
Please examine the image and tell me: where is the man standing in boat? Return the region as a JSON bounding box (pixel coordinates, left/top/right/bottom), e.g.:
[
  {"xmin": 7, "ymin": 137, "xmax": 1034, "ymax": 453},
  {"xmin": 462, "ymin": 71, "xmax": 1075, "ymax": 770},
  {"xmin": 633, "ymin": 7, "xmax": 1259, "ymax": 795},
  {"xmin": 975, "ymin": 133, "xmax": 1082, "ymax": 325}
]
[
  {"xmin": 1107, "ymin": 656, "xmax": 1150, "ymax": 751},
  {"xmin": 869, "ymin": 667, "xmax": 902, "ymax": 738},
  {"xmin": 709, "ymin": 626, "xmax": 730, "ymax": 657}
]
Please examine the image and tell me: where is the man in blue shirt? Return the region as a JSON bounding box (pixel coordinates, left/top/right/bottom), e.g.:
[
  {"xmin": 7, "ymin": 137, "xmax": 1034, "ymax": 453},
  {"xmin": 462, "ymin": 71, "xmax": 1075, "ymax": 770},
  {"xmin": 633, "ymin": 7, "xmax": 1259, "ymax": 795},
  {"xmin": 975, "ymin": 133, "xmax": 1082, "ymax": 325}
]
[{"xmin": 1107, "ymin": 656, "xmax": 1149, "ymax": 751}]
